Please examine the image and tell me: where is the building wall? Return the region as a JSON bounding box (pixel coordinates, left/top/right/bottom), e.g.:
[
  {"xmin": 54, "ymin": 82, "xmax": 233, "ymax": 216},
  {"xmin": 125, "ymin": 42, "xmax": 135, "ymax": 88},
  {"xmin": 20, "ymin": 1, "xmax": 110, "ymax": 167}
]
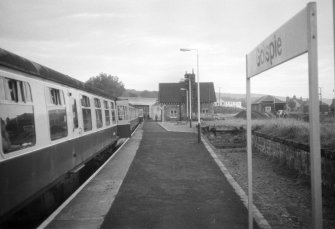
[
  {"xmin": 252, "ymin": 103, "xmax": 286, "ymax": 113},
  {"xmin": 253, "ymin": 131, "xmax": 335, "ymax": 194},
  {"xmin": 163, "ymin": 104, "xmax": 181, "ymax": 121},
  {"xmin": 162, "ymin": 103, "xmax": 214, "ymax": 121}
]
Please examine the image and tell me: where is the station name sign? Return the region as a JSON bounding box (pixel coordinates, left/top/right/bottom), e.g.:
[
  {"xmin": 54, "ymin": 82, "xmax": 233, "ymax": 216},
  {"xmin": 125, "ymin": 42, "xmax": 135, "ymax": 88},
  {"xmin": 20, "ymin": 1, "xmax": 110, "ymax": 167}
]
[{"xmin": 247, "ymin": 7, "xmax": 308, "ymax": 78}]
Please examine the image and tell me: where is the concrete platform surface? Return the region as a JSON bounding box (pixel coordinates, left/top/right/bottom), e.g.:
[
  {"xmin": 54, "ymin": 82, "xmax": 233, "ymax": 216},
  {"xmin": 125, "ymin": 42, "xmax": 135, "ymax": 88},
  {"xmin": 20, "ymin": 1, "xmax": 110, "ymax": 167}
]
[
  {"xmin": 41, "ymin": 126, "xmax": 143, "ymax": 229},
  {"xmin": 101, "ymin": 122, "xmax": 260, "ymax": 229},
  {"xmin": 159, "ymin": 121, "xmax": 197, "ymax": 133}
]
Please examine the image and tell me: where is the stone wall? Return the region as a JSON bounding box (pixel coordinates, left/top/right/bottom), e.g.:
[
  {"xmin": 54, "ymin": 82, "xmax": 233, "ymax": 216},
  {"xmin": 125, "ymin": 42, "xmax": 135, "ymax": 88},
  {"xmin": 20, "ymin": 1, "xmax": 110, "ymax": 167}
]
[{"xmin": 252, "ymin": 132, "xmax": 335, "ymax": 193}]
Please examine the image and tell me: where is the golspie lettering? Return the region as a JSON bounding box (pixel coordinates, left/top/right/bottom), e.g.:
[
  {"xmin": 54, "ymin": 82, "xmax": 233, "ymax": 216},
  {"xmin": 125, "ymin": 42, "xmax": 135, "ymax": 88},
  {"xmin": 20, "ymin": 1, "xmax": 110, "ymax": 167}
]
[{"xmin": 256, "ymin": 35, "xmax": 282, "ymax": 67}]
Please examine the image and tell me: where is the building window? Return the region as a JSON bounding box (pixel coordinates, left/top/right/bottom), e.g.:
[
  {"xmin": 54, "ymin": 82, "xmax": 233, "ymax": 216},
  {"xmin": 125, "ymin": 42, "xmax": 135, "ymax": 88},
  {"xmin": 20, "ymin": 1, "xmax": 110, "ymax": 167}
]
[
  {"xmin": 170, "ymin": 109, "xmax": 177, "ymax": 118},
  {"xmin": 201, "ymin": 108, "xmax": 208, "ymax": 114},
  {"xmin": 104, "ymin": 100, "xmax": 110, "ymax": 126},
  {"xmin": 47, "ymin": 88, "xmax": 67, "ymax": 140},
  {"xmin": 81, "ymin": 95, "xmax": 92, "ymax": 132},
  {"xmin": 265, "ymin": 106, "xmax": 272, "ymax": 113},
  {"xmin": 94, "ymin": 98, "xmax": 103, "ymax": 128},
  {"xmin": 0, "ymin": 77, "xmax": 36, "ymax": 153}
]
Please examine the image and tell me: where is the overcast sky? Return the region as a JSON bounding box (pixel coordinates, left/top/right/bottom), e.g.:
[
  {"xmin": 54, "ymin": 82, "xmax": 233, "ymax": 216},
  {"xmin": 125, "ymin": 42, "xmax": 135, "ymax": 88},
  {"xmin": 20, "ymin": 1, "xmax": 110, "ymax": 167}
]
[{"xmin": 1, "ymin": 0, "xmax": 334, "ymax": 99}]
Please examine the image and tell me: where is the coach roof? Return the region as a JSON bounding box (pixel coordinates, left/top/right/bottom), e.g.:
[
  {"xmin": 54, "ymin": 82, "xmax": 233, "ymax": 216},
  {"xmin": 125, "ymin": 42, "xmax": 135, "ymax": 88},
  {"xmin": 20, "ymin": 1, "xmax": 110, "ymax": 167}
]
[{"xmin": 0, "ymin": 48, "xmax": 116, "ymax": 101}]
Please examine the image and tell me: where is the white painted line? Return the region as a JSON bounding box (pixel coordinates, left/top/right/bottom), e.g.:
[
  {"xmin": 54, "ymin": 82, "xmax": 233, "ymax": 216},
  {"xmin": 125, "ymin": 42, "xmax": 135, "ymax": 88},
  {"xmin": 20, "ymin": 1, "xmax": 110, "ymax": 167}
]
[
  {"xmin": 158, "ymin": 122, "xmax": 169, "ymax": 131},
  {"xmin": 158, "ymin": 122, "xmax": 196, "ymax": 133},
  {"xmin": 201, "ymin": 136, "xmax": 272, "ymax": 229},
  {"xmin": 131, "ymin": 122, "xmax": 142, "ymax": 136},
  {"xmin": 37, "ymin": 137, "xmax": 130, "ymax": 229}
]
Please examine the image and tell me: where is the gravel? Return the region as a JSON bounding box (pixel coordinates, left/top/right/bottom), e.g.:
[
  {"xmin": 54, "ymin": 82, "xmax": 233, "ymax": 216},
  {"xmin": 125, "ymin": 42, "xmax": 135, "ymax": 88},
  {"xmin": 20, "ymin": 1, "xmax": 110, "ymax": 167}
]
[{"xmin": 209, "ymin": 141, "xmax": 335, "ymax": 229}]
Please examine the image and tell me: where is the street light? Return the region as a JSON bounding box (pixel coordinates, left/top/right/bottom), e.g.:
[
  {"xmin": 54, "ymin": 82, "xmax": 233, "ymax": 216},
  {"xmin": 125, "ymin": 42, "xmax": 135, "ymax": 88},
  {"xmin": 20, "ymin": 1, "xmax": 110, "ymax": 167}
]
[
  {"xmin": 180, "ymin": 88, "xmax": 189, "ymax": 124},
  {"xmin": 180, "ymin": 48, "xmax": 201, "ymax": 143}
]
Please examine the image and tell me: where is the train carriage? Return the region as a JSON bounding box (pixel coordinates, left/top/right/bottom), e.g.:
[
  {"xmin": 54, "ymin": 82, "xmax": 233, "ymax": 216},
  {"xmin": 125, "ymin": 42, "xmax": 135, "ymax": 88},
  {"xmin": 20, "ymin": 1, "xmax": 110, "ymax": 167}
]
[{"xmin": 0, "ymin": 48, "xmax": 140, "ymax": 221}]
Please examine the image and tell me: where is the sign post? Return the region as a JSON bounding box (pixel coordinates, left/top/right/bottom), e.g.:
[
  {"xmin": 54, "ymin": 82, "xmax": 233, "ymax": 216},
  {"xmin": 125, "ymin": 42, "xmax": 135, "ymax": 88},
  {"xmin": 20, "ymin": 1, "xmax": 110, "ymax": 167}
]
[{"xmin": 246, "ymin": 2, "xmax": 322, "ymax": 229}]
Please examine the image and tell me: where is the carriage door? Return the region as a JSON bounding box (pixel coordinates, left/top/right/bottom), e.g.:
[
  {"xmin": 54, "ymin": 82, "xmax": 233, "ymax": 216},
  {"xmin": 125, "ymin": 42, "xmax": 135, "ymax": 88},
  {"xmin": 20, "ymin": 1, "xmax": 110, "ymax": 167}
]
[
  {"xmin": 116, "ymin": 100, "xmax": 131, "ymax": 138},
  {"xmin": 69, "ymin": 90, "xmax": 82, "ymax": 137}
]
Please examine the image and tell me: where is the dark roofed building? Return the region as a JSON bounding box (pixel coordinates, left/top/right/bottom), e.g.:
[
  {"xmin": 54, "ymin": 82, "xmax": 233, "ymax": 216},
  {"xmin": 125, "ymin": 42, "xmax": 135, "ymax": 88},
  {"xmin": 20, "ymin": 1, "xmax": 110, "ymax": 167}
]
[
  {"xmin": 200, "ymin": 82, "xmax": 216, "ymax": 104},
  {"xmin": 159, "ymin": 83, "xmax": 184, "ymax": 104},
  {"xmin": 252, "ymin": 95, "xmax": 286, "ymax": 113},
  {"xmin": 158, "ymin": 75, "xmax": 216, "ymax": 121}
]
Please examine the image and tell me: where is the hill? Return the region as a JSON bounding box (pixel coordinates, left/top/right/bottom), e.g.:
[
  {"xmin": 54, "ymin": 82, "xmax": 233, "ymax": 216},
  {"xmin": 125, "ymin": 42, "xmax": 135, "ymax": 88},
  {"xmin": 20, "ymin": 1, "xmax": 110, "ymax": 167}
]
[{"xmin": 215, "ymin": 92, "xmax": 333, "ymax": 105}]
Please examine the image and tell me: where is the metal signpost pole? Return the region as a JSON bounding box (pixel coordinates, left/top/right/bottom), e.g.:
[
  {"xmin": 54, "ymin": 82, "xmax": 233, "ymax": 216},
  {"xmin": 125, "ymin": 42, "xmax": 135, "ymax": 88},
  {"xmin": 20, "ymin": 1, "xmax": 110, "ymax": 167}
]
[
  {"xmin": 196, "ymin": 50, "xmax": 201, "ymax": 143},
  {"xmin": 186, "ymin": 90, "xmax": 189, "ymax": 122},
  {"xmin": 189, "ymin": 77, "xmax": 192, "ymax": 128},
  {"xmin": 307, "ymin": 3, "xmax": 322, "ymax": 228},
  {"xmin": 333, "ymin": 0, "xmax": 335, "ymax": 119},
  {"xmin": 180, "ymin": 48, "xmax": 201, "ymax": 142},
  {"xmin": 246, "ymin": 56, "xmax": 253, "ymax": 229},
  {"xmin": 246, "ymin": 3, "xmax": 322, "ymax": 228}
]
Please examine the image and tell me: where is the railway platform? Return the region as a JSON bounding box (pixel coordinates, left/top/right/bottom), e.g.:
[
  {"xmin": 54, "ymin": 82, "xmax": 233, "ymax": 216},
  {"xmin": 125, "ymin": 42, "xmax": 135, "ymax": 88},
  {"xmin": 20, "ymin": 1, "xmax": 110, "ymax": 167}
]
[{"xmin": 41, "ymin": 121, "xmax": 261, "ymax": 229}]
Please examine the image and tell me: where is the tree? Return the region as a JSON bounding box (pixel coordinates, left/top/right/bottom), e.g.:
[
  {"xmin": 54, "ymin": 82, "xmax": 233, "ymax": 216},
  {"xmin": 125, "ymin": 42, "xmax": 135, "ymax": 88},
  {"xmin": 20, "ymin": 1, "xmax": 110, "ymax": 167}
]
[
  {"xmin": 287, "ymin": 98, "xmax": 296, "ymax": 110},
  {"xmin": 85, "ymin": 73, "xmax": 125, "ymax": 97}
]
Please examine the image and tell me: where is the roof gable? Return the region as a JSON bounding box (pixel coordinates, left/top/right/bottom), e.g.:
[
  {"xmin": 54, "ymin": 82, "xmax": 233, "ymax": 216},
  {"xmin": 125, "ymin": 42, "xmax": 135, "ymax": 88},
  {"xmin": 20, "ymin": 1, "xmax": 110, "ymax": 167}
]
[
  {"xmin": 253, "ymin": 95, "xmax": 285, "ymax": 104},
  {"xmin": 159, "ymin": 82, "xmax": 216, "ymax": 104}
]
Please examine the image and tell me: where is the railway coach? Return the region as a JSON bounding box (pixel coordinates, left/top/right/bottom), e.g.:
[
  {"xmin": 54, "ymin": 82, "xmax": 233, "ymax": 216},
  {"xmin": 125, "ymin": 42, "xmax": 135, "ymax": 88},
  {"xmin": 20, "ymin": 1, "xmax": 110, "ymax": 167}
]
[{"xmin": 0, "ymin": 48, "xmax": 140, "ymax": 222}]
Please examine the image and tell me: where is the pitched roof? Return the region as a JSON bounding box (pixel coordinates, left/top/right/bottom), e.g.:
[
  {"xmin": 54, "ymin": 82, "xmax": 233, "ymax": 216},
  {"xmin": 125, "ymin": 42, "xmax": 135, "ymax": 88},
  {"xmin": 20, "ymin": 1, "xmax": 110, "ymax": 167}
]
[
  {"xmin": 158, "ymin": 82, "xmax": 216, "ymax": 104},
  {"xmin": 159, "ymin": 83, "xmax": 183, "ymax": 103},
  {"xmin": 199, "ymin": 82, "xmax": 216, "ymax": 103},
  {"xmin": 252, "ymin": 95, "xmax": 285, "ymax": 104}
]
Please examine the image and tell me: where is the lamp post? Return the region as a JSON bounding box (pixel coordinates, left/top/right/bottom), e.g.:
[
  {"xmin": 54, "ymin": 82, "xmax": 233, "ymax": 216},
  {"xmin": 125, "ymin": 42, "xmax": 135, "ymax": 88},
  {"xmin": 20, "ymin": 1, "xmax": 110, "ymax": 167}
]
[
  {"xmin": 184, "ymin": 73, "xmax": 192, "ymax": 128},
  {"xmin": 180, "ymin": 48, "xmax": 201, "ymax": 143},
  {"xmin": 219, "ymin": 87, "xmax": 221, "ymax": 106},
  {"xmin": 180, "ymin": 88, "xmax": 189, "ymax": 123}
]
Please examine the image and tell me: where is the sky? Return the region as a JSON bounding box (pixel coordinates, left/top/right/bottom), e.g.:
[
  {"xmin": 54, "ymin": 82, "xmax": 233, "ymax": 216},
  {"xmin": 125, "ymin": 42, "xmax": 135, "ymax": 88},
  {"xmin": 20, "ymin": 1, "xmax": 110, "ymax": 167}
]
[{"xmin": 1, "ymin": 0, "xmax": 334, "ymax": 99}]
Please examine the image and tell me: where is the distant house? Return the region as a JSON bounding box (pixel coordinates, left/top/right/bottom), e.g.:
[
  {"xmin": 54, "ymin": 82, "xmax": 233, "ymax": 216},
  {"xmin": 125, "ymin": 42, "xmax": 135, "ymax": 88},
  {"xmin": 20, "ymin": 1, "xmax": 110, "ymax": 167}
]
[
  {"xmin": 214, "ymin": 99, "xmax": 242, "ymax": 108},
  {"xmin": 331, "ymin": 99, "xmax": 335, "ymax": 115},
  {"xmin": 118, "ymin": 97, "xmax": 161, "ymax": 120},
  {"xmin": 302, "ymin": 101, "xmax": 330, "ymax": 114},
  {"xmin": 158, "ymin": 75, "xmax": 216, "ymax": 121},
  {"xmin": 286, "ymin": 97, "xmax": 306, "ymax": 112},
  {"xmin": 251, "ymin": 95, "xmax": 286, "ymax": 113}
]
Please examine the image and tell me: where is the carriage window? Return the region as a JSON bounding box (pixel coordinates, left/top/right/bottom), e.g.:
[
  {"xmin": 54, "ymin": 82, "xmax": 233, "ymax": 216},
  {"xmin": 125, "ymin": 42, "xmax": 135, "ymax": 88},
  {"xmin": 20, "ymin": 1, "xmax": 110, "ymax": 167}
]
[
  {"xmin": 47, "ymin": 88, "xmax": 67, "ymax": 140},
  {"xmin": 94, "ymin": 98, "xmax": 103, "ymax": 128},
  {"xmin": 0, "ymin": 77, "xmax": 35, "ymax": 153},
  {"xmin": 117, "ymin": 105, "xmax": 124, "ymax": 121},
  {"xmin": 1, "ymin": 77, "xmax": 32, "ymax": 103},
  {"xmin": 104, "ymin": 100, "xmax": 110, "ymax": 126},
  {"xmin": 111, "ymin": 102, "xmax": 116, "ymax": 124},
  {"xmin": 72, "ymin": 99, "xmax": 78, "ymax": 129},
  {"xmin": 49, "ymin": 88, "xmax": 63, "ymax": 105},
  {"xmin": 124, "ymin": 106, "xmax": 129, "ymax": 120},
  {"xmin": 81, "ymin": 95, "xmax": 92, "ymax": 131}
]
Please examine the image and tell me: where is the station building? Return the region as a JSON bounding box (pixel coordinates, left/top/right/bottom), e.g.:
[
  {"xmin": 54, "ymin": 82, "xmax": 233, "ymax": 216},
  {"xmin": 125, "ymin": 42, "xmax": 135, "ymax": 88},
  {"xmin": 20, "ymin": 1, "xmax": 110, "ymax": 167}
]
[{"xmin": 158, "ymin": 73, "xmax": 216, "ymax": 121}]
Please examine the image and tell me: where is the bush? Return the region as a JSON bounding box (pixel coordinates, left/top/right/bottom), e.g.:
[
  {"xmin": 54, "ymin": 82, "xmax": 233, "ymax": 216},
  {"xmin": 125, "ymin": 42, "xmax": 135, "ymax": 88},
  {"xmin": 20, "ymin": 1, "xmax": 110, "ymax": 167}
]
[{"xmin": 204, "ymin": 118, "xmax": 334, "ymax": 150}]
